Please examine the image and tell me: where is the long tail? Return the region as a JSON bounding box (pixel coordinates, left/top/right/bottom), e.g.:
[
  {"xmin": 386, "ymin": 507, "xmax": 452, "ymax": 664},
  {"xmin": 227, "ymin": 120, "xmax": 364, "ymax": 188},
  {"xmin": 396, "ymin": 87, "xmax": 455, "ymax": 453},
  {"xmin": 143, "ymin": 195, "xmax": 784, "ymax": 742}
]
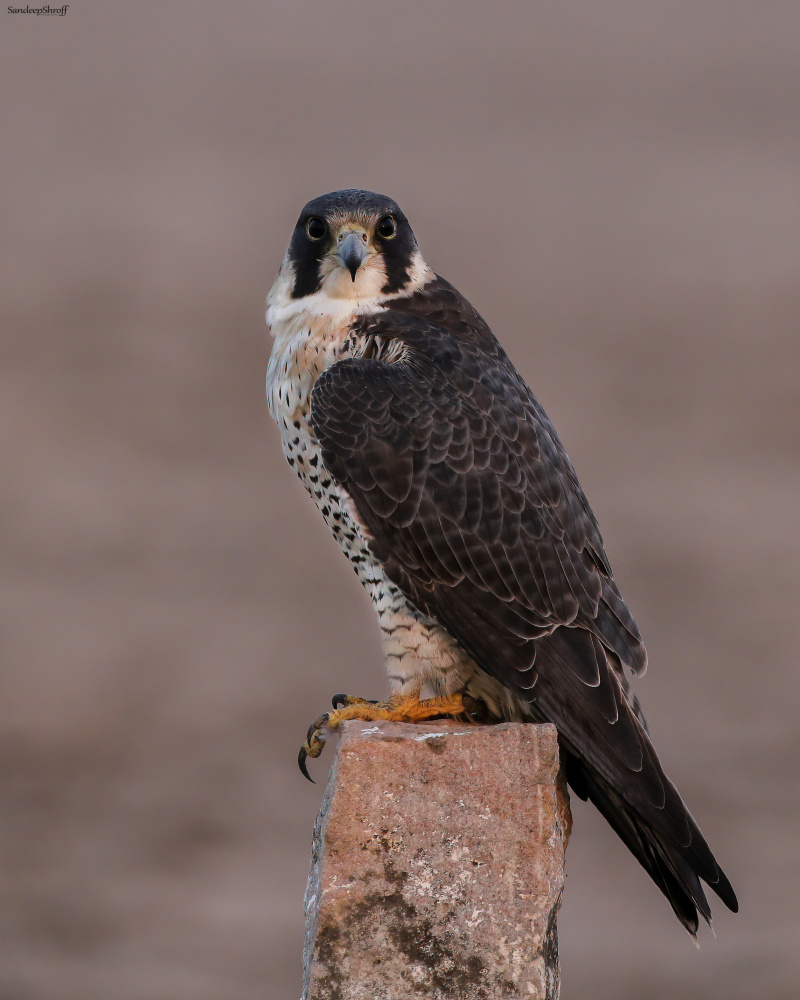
[
  {"xmin": 563, "ymin": 750, "xmax": 738, "ymax": 936},
  {"xmin": 528, "ymin": 626, "xmax": 739, "ymax": 937}
]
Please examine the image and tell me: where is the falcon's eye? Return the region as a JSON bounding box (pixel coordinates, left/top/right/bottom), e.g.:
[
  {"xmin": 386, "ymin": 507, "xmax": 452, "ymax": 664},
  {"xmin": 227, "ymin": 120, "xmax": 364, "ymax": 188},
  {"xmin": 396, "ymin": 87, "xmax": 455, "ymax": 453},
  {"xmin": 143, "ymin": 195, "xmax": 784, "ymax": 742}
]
[
  {"xmin": 306, "ymin": 217, "xmax": 327, "ymax": 241},
  {"xmin": 376, "ymin": 215, "xmax": 397, "ymax": 240}
]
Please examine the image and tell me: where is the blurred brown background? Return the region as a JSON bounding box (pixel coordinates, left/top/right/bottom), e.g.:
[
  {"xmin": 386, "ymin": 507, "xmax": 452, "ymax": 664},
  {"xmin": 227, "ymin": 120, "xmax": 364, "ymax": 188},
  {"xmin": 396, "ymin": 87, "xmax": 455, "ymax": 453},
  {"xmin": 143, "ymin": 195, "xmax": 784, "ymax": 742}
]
[{"xmin": 1, "ymin": 2, "xmax": 798, "ymax": 997}]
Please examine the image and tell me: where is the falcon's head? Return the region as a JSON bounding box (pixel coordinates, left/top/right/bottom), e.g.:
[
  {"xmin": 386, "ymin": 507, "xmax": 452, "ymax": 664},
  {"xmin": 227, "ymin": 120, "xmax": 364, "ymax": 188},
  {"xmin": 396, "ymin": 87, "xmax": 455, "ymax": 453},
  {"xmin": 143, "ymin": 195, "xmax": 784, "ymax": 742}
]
[{"xmin": 274, "ymin": 189, "xmax": 432, "ymax": 303}]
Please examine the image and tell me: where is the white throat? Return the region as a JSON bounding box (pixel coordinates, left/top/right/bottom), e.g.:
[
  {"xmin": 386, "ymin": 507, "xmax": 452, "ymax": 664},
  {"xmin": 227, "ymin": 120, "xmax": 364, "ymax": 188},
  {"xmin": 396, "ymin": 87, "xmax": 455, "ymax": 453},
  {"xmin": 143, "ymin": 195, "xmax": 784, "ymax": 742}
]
[{"xmin": 265, "ymin": 249, "xmax": 435, "ymax": 333}]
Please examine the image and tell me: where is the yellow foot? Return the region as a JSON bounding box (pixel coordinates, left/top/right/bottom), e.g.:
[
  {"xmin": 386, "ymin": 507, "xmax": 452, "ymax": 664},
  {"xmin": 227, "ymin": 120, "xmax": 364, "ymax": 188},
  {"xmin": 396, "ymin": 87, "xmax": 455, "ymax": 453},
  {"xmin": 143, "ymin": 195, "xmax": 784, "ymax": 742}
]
[{"xmin": 298, "ymin": 692, "xmax": 480, "ymax": 782}]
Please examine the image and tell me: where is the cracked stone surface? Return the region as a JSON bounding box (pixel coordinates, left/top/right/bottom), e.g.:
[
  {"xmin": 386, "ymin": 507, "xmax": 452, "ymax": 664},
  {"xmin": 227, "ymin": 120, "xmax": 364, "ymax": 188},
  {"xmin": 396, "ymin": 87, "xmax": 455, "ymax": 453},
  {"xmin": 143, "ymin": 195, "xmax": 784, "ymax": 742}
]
[{"xmin": 302, "ymin": 720, "xmax": 571, "ymax": 999}]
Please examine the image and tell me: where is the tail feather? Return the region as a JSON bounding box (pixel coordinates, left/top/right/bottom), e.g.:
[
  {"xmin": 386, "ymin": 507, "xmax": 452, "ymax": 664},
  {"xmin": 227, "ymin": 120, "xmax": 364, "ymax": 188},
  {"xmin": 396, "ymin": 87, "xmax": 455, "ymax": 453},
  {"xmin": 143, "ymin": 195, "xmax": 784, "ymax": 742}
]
[{"xmin": 565, "ymin": 751, "xmax": 738, "ymax": 936}]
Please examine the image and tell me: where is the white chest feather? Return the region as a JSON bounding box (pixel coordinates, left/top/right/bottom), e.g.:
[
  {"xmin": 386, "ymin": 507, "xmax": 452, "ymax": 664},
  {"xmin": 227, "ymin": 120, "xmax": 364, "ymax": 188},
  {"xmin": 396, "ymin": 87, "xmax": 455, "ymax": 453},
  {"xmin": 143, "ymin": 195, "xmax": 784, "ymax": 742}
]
[{"xmin": 266, "ymin": 298, "xmax": 379, "ymax": 579}]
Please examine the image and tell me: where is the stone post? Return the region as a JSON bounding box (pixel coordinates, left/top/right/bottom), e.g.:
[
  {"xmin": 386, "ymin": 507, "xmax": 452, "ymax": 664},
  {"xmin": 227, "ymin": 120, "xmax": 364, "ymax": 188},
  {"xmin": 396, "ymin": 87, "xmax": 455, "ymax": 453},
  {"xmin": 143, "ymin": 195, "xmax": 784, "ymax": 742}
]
[{"xmin": 302, "ymin": 720, "xmax": 571, "ymax": 1000}]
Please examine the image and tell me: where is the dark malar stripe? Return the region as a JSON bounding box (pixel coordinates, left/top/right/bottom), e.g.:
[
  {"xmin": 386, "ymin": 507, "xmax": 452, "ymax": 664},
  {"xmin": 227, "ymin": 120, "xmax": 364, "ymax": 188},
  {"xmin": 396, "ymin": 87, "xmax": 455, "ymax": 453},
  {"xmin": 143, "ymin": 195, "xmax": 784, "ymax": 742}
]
[{"xmin": 380, "ymin": 235, "xmax": 416, "ymax": 293}]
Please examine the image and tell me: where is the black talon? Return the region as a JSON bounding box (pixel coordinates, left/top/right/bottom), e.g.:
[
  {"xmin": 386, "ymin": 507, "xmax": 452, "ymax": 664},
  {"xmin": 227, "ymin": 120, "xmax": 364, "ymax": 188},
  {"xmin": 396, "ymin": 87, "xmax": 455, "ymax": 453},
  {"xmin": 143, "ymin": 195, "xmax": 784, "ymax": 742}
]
[
  {"xmin": 462, "ymin": 694, "xmax": 479, "ymax": 714},
  {"xmin": 462, "ymin": 694, "xmax": 490, "ymax": 722},
  {"xmin": 298, "ymin": 746, "xmax": 315, "ymax": 783},
  {"xmin": 331, "ymin": 694, "xmax": 380, "ymax": 708},
  {"xmin": 331, "ymin": 693, "xmax": 380, "ymax": 708}
]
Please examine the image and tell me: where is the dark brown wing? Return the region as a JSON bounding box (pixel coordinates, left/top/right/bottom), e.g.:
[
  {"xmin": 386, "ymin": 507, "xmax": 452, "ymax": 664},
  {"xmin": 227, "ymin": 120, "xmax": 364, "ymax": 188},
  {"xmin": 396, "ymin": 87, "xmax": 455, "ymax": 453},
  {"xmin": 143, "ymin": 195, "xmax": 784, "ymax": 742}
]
[{"xmin": 310, "ymin": 281, "xmax": 737, "ymax": 932}]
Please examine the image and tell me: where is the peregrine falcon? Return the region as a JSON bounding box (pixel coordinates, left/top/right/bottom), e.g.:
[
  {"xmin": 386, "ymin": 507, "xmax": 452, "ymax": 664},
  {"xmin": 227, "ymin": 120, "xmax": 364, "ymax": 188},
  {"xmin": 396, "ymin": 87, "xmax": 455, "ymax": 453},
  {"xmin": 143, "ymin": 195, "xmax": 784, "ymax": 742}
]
[{"xmin": 266, "ymin": 189, "xmax": 737, "ymax": 936}]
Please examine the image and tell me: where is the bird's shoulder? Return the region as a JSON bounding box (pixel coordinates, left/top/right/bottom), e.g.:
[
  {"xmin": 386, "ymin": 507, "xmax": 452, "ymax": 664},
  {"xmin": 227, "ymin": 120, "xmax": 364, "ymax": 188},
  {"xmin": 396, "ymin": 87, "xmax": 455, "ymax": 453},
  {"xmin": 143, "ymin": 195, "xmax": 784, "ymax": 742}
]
[
  {"xmin": 333, "ymin": 276, "xmax": 594, "ymax": 523},
  {"xmin": 365, "ymin": 274, "xmax": 507, "ymax": 360},
  {"xmin": 313, "ymin": 274, "xmax": 611, "ymax": 581}
]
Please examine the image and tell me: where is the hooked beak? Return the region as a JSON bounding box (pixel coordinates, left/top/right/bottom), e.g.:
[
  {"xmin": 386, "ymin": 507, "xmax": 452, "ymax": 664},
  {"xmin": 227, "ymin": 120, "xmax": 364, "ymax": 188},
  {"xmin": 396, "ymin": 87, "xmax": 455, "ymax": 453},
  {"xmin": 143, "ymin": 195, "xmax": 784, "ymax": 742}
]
[{"xmin": 335, "ymin": 230, "xmax": 370, "ymax": 281}]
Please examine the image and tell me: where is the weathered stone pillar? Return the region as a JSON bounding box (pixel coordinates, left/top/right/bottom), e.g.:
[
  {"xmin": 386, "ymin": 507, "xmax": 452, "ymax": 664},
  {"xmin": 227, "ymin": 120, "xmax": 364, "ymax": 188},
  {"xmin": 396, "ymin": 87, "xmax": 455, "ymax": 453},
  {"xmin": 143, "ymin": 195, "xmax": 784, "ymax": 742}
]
[{"xmin": 302, "ymin": 720, "xmax": 571, "ymax": 1000}]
